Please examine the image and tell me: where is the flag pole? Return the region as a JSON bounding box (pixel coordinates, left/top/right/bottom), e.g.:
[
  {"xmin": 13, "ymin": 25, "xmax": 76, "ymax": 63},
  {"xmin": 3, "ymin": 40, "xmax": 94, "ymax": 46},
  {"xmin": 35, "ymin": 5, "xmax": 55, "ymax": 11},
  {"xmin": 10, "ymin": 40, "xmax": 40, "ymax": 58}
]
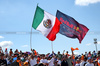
[
  {"xmin": 51, "ymin": 41, "xmax": 53, "ymax": 51},
  {"xmin": 30, "ymin": 3, "xmax": 39, "ymax": 50},
  {"xmin": 30, "ymin": 27, "xmax": 32, "ymax": 50}
]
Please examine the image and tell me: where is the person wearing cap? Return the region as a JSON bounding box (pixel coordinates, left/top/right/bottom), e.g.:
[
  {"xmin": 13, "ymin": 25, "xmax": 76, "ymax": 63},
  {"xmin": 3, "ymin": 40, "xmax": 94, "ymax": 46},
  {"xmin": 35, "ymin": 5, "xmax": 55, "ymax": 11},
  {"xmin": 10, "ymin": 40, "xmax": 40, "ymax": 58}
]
[
  {"xmin": 5, "ymin": 48, "xmax": 8, "ymax": 56},
  {"xmin": 85, "ymin": 57, "xmax": 94, "ymax": 66},
  {"xmin": 0, "ymin": 53, "xmax": 7, "ymax": 66}
]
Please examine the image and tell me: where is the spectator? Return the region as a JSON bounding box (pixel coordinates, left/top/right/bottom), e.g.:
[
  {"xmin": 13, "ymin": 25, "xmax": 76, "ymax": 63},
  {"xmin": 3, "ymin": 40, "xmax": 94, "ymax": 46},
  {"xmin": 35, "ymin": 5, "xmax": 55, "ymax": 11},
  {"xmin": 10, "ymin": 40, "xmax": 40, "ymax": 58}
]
[
  {"xmin": 61, "ymin": 55, "xmax": 68, "ymax": 66},
  {"xmin": 93, "ymin": 51, "xmax": 97, "ymax": 57},
  {"xmin": 56, "ymin": 51, "xmax": 62, "ymax": 60},
  {"xmin": 9, "ymin": 49, "xmax": 13, "ymax": 56},
  {"xmin": 29, "ymin": 55, "xmax": 37, "ymax": 66},
  {"xmin": 37, "ymin": 56, "xmax": 41, "ymax": 64},
  {"xmin": 16, "ymin": 55, "xmax": 22, "ymax": 66},
  {"xmin": 48, "ymin": 56, "xmax": 55, "ymax": 66},
  {"xmin": 49, "ymin": 51, "xmax": 56, "ymax": 57},
  {"xmin": 0, "ymin": 53, "xmax": 7, "ymax": 66},
  {"xmin": 7, "ymin": 58, "xmax": 13, "ymax": 65},
  {"xmin": 88, "ymin": 51, "xmax": 91, "ymax": 57},
  {"xmin": 80, "ymin": 57, "xmax": 87, "ymax": 66},
  {"xmin": 85, "ymin": 57, "xmax": 94, "ymax": 66},
  {"xmin": 5, "ymin": 48, "xmax": 8, "ymax": 56},
  {"xmin": 97, "ymin": 54, "xmax": 100, "ymax": 66},
  {"xmin": 57, "ymin": 57, "xmax": 61, "ymax": 66},
  {"xmin": 46, "ymin": 53, "xmax": 50, "ymax": 57},
  {"xmin": 0, "ymin": 46, "xmax": 3, "ymax": 53},
  {"xmin": 31, "ymin": 49, "xmax": 37, "ymax": 56},
  {"xmin": 85, "ymin": 52, "xmax": 88, "ymax": 58},
  {"xmin": 75, "ymin": 59, "xmax": 80, "ymax": 66},
  {"xmin": 65, "ymin": 51, "xmax": 70, "ymax": 57},
  {"xmin": 0, "ymin": 47, "xmax": 100, "ymax": 66},
  {"xmin": 40, "ymin": 54, "xmax": 48, "ymax": 66},
  {"xmin": 81, "ymin": 54, "xmax": 84, "ymax": 60},
  {"xmin": 23, "ymin": 57, "xmax": 29, "ymax": 66},
  {"xmin": 14, "ymin": 49, "xmax": 19, "ymax": 56}
]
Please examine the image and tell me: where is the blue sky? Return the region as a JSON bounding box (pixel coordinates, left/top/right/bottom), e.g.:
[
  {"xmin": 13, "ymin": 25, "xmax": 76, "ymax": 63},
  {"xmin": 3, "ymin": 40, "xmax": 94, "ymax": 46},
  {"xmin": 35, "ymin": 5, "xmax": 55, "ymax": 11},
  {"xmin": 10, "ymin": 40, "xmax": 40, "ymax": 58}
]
[{"xmin": 0, "ymin": 0, "xmax": 100, "ymax": 55}]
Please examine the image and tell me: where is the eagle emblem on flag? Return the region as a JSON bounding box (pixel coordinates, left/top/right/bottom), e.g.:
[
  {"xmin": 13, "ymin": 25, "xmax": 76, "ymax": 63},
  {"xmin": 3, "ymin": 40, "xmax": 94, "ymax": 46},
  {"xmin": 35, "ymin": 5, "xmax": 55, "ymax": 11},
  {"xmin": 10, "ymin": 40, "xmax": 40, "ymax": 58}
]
[{"xmin": 43, "ymin": 19, "xmax": 52, "ymax": 29}]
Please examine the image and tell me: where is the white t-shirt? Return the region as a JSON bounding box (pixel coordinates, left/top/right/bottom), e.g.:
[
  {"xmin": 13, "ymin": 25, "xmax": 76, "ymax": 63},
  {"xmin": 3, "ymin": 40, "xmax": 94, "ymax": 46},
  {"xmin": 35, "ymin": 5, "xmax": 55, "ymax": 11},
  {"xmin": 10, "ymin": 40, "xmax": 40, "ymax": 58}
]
[
  {"xmin": 48, "ymin": 58, "xmax": 54, "ymax": 66},
  {"xmin": 57, "ymin": 59, "xmax": 61, "ymax": 65},
  {"xmin": 30, "ymin": 58, "xmax": 37, "ymax": 66},
  {"xmin": 5, "ymin": 51, "xmax": 8, "ymax": 55},
  {"xmin": 85, "ymin": 62, "xmax": 94, "ymax": 66},
  {"xmin": 40, "ymin": 59, "xmax": 48, "ymax": 64},
  {"xmin": 75, "ymin": 63, "xmax": 80, "ymax": 66},
  {"xmin": 80, "ymin": 61, "xmax": 86, "ymax": 66},
  {"xmin": 98, "ymin": 59, "xmax": 100, "ymax": 64}
]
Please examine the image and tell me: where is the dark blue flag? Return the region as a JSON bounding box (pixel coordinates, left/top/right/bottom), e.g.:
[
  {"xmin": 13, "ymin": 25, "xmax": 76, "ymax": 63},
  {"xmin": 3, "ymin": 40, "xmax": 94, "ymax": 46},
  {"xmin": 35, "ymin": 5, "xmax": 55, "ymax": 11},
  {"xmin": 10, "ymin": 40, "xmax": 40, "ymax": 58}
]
[{"xmin": 56, "ymin": 10, "xmax": 89, "ymax": 43}]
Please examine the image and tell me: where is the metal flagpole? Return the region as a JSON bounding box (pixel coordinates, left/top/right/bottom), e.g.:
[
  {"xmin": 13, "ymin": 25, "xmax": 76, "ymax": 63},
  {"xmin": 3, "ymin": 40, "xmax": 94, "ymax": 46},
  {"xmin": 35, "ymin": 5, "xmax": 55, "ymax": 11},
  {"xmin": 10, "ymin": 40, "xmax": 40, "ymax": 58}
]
[
  {"xmin": 30, "ymin": 3, "xmax": 39, "ymax": 50},
  {"xmin": 51, "ymin": 41, "xmax": 53, "ymax": 51},
  {"xmin": 30, "ymin": 27, "xmax": 33, "ymax": 50}
]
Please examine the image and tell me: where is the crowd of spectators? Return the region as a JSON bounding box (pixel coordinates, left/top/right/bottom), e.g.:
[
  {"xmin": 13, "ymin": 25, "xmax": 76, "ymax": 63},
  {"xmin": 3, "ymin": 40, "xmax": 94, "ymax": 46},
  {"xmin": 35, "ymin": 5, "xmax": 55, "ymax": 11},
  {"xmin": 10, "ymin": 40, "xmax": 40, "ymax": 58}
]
[{"xmin": 0, "ymin": 46, "xmax": 100, "ymax": 66}]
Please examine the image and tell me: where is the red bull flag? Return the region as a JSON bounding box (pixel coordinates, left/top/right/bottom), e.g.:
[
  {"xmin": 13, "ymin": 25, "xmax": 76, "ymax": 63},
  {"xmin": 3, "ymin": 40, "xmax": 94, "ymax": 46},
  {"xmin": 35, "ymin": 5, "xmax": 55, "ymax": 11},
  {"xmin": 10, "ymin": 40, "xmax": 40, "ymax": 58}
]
[
  {"xmin": 32, "ymin": 6, "xmax": 61, "ymax": 41},
  {"xmin": 56, "ymin": 10, "xmax": 89, "ymax": 43}
]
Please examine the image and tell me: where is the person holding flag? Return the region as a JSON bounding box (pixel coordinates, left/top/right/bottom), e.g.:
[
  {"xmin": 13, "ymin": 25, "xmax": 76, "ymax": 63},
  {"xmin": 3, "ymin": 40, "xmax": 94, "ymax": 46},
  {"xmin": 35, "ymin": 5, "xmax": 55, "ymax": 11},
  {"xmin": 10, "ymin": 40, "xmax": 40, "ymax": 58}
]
[{"xmin": 71, "ymin": 47, "xmax": 79, "ymax": 66}]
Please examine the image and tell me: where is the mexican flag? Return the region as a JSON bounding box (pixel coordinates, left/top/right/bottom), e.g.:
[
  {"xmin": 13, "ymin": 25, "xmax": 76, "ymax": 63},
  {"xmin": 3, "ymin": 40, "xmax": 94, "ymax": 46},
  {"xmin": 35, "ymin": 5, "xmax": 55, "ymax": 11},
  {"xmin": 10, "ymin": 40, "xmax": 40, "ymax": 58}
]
[{"xmin": 32, "ymin": 6, "xmax": 61, "ymax": 41}]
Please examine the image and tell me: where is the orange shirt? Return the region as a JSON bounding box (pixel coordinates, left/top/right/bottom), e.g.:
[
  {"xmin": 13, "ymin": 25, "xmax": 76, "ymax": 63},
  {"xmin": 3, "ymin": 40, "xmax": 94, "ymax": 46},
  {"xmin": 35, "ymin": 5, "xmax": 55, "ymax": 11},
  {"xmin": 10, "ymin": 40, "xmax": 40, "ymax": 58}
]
[
  {"xmin": 37, "ymin": 57, "xmax": 41, "ymax": 64},
  {"xmin": 98, "ymin": 62, "xmax": 100, "ymax": 66},
  {"xmin": 16, "ymin": 60, "xmax": 21, "ymax": 66},
  {"xmin": 81, "ymin": 55, "xmax": 84, "ymax": 60},
  {"xmin": 72, "ymin": 56, "xmax": 75, "ymax": 59},
  {"xmin": 97, "ymin": 59, "xmax": 100, "ymax": 66},
  {"xmin": 65, "ymin": 53, "xmax": 70, "ymax": 56},
  {"xmin": 34, "ymin": 50, "xmax": 37, "ymax": 56}
]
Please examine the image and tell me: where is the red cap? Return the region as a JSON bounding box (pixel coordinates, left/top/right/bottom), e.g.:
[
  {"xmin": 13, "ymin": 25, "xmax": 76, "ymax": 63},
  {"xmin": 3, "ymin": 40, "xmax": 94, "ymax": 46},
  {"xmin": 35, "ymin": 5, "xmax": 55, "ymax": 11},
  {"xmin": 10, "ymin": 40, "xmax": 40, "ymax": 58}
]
[{"xmin": 5, "ymin": 48, "xmax": 7, "ymax": 50}]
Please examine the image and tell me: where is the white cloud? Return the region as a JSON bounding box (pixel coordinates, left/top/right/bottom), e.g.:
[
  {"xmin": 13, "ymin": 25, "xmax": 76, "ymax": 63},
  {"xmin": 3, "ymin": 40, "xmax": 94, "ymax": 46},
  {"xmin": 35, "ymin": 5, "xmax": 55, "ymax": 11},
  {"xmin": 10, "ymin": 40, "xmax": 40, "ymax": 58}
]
[
  {"xmin": 75, "ymin": 0, "xmax": 100, "ymax": 6},
  {"xmin": 0, "ymin": 36, "xmax": 4, "ymax": 39},
  {"xmin": 21, "ymin": 45, "xmax": 28, "ymax": 47},
  {"xmin": 86, "ymin": 43, "xmax": 91, "ymax": 46},
  {"xmin": 0, "ymin": 41, "xmax": 13, "ymax": 48}
]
